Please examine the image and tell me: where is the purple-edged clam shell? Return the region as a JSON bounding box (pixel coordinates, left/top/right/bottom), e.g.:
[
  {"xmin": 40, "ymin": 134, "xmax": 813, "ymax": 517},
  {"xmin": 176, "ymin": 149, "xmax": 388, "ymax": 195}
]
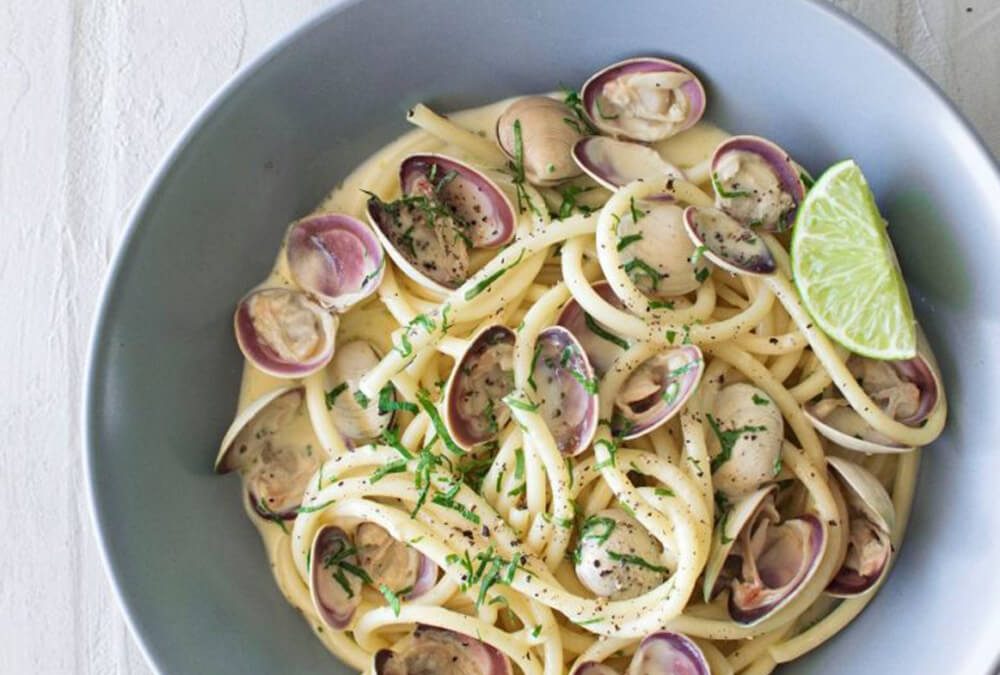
[
  {"xmin": 234, "ymin": 287, "xmax": 337, "ymax": 378},
  {"xmin": 683, "ymin": 206, "xmax": 777, "ymax": 276},
  {"xmin": 572, "ymin": 136, "xmax": 685, "ymax": 190},
  {"xmin": 613, "ymin": 345, "xmax": 703, "ymax": 440},
  {"xmin": 890, "ymin": 354, "xmax": 940, "ymax": 426},
  {"xmin": 825, "ymin": 457, "xmax": 894, "ymax": 597},
  {"xmin": 310, "ymin": 525, "xmax": 362, "ymax": 630},
  {"xmin": 530, "ymin": 326, "xmax": 599, "ymax": 456},
  {"xmin": 355, "ymin": 522, "xmax": 438, "ymax": 600},
  {"xmin": 215, "ymin": 386, "xmax": 320, "ymax": 520},
  {"xmin": 729, "ymin": 513, "xmax": 826, "ymax": 625},
  {"xmin": 444, "ymin": 324, "xmax": 516, "ymax": 451},
  {"xmin": 374, "ymin": 625, "xmax": 513, "ymax": 675},
  {"xmin": 400, "ymin": 154, "xmax": 516, "ymax": 248},
  {"xmin": 326, "ymin": 341, "xmax": 393, "ymax": 443},
  {"xmin": 581, "ymin": 57, "xmax": 706, "ymax": 142},
  {"xmin": 627, "ymin": 631, "xmax": 710, "ymax": 675},
  {"xmin": 556, "ymin": 281, "xmax": 628, "ymax": 377},
  {"xmin": 286, "ymin": 213, "xmax": 384, "ymax": 311},
  {"xmin": 710, "ymin": 135, "xmax": 805, "ymax": 232}
]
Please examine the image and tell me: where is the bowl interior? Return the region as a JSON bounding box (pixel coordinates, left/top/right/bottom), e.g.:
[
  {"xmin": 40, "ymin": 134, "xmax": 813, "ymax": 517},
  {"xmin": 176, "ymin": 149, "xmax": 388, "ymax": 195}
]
[{"xmin": 85, "ymin": 0, "xmax": 1000, "ymax": 673}]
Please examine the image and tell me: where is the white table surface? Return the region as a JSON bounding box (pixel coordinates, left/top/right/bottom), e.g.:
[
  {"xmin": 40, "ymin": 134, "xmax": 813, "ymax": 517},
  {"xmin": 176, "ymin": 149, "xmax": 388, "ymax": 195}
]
[{"xmin": 2, "ymin": 1, "xmax": 997, "ymax": 673}]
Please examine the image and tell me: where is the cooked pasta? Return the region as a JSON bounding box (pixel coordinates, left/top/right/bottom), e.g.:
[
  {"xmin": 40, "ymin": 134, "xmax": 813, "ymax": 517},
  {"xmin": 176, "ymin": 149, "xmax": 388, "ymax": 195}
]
[{"xmin": 216, "ymin": 56, "xmax": 946, "ymax": 675}]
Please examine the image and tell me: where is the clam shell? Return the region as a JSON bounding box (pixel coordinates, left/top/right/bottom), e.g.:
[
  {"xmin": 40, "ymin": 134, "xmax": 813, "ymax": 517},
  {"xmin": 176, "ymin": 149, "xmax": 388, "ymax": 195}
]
[
  {"xmin": 556, "ymin": 280, "xmax": 628, "ymax": 377},
  {"xmin": 326, "ymin": 340, "xmax": 393, "ymax": 443},
  {"xmin": 496, "ymin": 96, "xmax": 584, "ymax": 185},
  {"xmin": 530, "ymin": 326, "xmax": 599, "ymax": 456},
  {"xmin": 572, "ymin": 136, "xmax": 684, "ymax": 190},
  {"xmin": 286, "ymin": 213, "xmax": 384, "ymax": 311},
  {"xmin": 627, "ymin": 631, "xmax": 710, "ymax": 675},
  {"xmin": 234, "ymin": 287, "xmax": 337, "ymax": 378},
  {"xmin": 443, "ymin": 324, "xmax": 516, "ymax": 451},
  {"xmin": 710, "ymin": 135, "xmax": 805, "ymax": 232},
  {"xmin": 702, "ymin": 485, "xmax": 776, "ymax": 602},
  {"xmin": 581, "ymin": 57, "xmax": 706, "ymax": 142},
  {"xmin": 682, "ymin": 205, "xmax": 777, "ymax": 276},
  {"xmin": 310, "ymin": 525, "xmax": 362, "ymax": 630},
  {"xmin": 374, "ymin": 625, "xmax": 513, "ymax": 675},
  {"xmin": 825, "ymin": 456, "xmax": 895, "ymax": 597},
  {"xmin": 613, "ymin": 345, "xmax": 703, "ymax": 440},
  {"xmin": 215, "ymin": 386, "xmax": 303, "ymax": 474}
]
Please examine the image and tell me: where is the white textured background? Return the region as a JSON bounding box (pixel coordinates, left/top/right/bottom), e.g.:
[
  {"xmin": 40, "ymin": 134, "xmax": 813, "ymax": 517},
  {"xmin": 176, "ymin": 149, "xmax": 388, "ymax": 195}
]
[{"xmin": 1, "ymin": 1, "xmax": 997, "ymax": 673}]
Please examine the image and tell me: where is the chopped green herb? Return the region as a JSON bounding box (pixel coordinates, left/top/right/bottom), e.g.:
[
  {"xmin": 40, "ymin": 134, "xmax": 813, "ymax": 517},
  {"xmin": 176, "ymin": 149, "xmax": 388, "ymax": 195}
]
[
  {"xmin": 464, "ymin": 248, "xmax": 526, "ymax": 300},
  {"xmin": 623, "ymin": 257, "xmax": 661, "ymax": 290},
  {"xmin": 691, "ymin": 244, "xmax": 708, "ymax": 265},
  {"xmin": 629, "ymin": 196, "xmax": 644, "ymax": 223},
  {"xmin": 648, "ymin": 299, "xmax": 675, "ymax": 311},
  {"xmin": 371, "ymin": 459, "xmax": 408, "ymax": 483},
  {"xmin": 665, "ymin": 329, "xmax": 678, "ymax": 344},
  {"xmin": 378, "ymin": 383, "xmax": 419, "ymax": 415},
  {"xmin": 584, "ymin": 312, "xmax": 629, "ymax": 350},
  {"xmin": 752, "ymin": 393, "xmax": 771, "ymax": 406},
  {"xmin": 712, "ymin": 172, "xmax": 752, "ymax": 199},
  {"xmin": 324, "ymin": 382, "xmax": 349, "ymax": 409},
  {"xmin": 503, "ymin": 392, "xmax": 541, "ymax": 412},
  {"xmin": 706, "ymin": 413, "xmax": 767, "ymax": 472},
  {"xmin": 531, "ymin": 625, "xmax": 543, "ymax": 638},
  {"xmin": 773, "ymin": 454, "xmax": 784, "ymax": 476},
  {"xmin": 514, "ymin": 447, "xmax": 525, "ymax": 481},
  {"xmin": 617, "ymin": 233, "xmax": 644, "ymax": 251},
  {"xmin": 593, "ymin": 438, "xmax": 619, "ymax": 470},
  {"xmin": 416, "ymin": 389, "xmax": 466, "ymax": 456},
  {"xmin": 393, "ymin": 330, "xmax": 413, "ymax": 358},
  {"xmin": 379, "ymin": 584, "xmax": 404, "ymax": 616},
  {"xmin": 580, "ymin": 515, "xmax": 617, "ymax": 545},
  {"xmin": 607, "ymin": 550, "xmax": 669, "ymax": 573},
  {"xmin": 296, "ymin": 498, "xmax": 336, "ymax": 514},
  {"xmin": 654, "ymin": 487, "xmax": 676, "ymax": 498},
  {"xmin": 353, "ymin": 389, "xmax": 370, "ymax": 409},
  {"xmin": 379, "ymin": 427, "xmax": 414, "ymax": 460}
]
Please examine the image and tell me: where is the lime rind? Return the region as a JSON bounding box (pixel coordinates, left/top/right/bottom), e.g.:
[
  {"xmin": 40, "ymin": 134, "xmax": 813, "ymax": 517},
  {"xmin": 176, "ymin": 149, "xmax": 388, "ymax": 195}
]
[{"xmin": 791, "ymin": 160, "xmax": 916, "ymax": 360}]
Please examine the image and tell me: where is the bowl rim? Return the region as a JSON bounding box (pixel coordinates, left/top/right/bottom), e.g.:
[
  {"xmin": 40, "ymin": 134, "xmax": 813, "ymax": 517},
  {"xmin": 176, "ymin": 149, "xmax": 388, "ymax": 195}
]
[{"xmin": 81, "ymin": 1, "xmax": 1000, "ymax": 673}]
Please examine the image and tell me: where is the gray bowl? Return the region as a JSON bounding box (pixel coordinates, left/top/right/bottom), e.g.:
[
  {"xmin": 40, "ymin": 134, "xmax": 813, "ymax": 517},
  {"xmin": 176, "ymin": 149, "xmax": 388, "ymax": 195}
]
[{"xmin": 84, "ymin": 0, "xmax": 1000, "ymax": 673}]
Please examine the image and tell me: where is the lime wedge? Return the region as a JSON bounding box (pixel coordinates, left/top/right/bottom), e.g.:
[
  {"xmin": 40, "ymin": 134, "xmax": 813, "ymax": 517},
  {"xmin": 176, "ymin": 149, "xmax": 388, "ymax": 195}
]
[{"xmin": 790, "ymin": 160, "xmax": 916, "ymax": 360}]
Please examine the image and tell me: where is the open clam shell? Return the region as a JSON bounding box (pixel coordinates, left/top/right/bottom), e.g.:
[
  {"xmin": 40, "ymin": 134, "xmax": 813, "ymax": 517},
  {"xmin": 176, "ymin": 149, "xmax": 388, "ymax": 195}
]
[
  {"xmin": 496, "ymin": 96, "xmax": 584, "ymax": 185},
  {"xmin": 234, "ymin": 287, "xmax": 337, "ymax": 378},
  {"xmin": 572, "ymin": 136, "xmax": 684, "ymax": 191},
  {"xmin": 556, "ymin": 280, "xmax": 628, "ymax": 377},
  {"xmin": 286, "ymin": 213, "xmax": 384, "ymax": 311},
  {"xmin": 627, "ymin": 631, "xmax": 711, "ymax": 675},
  {"xmin": 702, "ymin": 486, "xmax": 827, "ymax": 625},
  {"xmin": 326, "ymin": 340, "xmax": 393, "ymax": 443},
  {"xmin": 529, "ymin": 326, "xmax": 599, "ymax": 456},
  {"xmin": 581, "ymin": 57, "xmax": 706, "ymax": 142},
  {"xmin": 616, "ymin": 196, "xmax": 711, "ymax": 298},
  {"xmin": 613, "ymin": 345, "xmax": 703, "ymax": 440},
  {"xmin": 710, "ymin": 135, "xmax": 805, "ymax": 232},
  {"xmin": 216, "ymin": 387, "xmax": 320, "ymax": 520},
  {"xmin": 682, "ymin": 205, "xmax": 777, "ymax": 276},
  {"xmin": 367, "ymin": 154, "xmax": 515, "ymax": 294},
  {"xmin": 708, "ymin": 383, "xmax": 785, "ymax": 501},
  {"xmin": 373, "ymin": 625, "xmax": 513, "ymax": 675},
  {"xmin": 804, "ymin": 337, "xmax": 943, "ymax": 453},
  {"xmin": 826, "ymin": 457, "xmax": 895, "ymax": 597},
  {"xmin": 356, "ymin": 522, "xmax": 438, "ymax": 600},
  {"xmin": 310, "ymin": 525, "xmax": 363, "ymax": 630},
  {"xmin": 399, "ymin": 154, "xmax": 516, "ymax": 249},
  {"xmin": 444, "ymin": 324, "xmax": 516, "ymax": 451}
]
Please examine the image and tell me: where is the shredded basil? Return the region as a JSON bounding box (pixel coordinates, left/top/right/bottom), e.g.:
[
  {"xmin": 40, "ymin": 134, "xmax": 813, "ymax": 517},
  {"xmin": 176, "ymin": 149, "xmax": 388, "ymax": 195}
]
[
  {"xmin": 706, "ymin": 413, "xmax": 767, "ymax": 472},
  {"xmin": 464, "ymin": 248, "xmax": 526, "ymax": 300},
  {"xmin": 584, "ymin": 312, "xmax": 629, "ymax": 350},
  {"xmin": 324, "ymin": 382, "xmax": 349, "ymax": 409}
]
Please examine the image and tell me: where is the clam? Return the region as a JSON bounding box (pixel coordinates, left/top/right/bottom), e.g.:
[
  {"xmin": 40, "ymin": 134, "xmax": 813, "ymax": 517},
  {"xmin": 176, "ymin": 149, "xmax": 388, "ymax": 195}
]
[
  {"xmin": 804, "ymin": 340, "xmax": 943, "ymax": 453},
  {"xmin": 702, "ymin": 486, "xmax": 827, "ymax": 624},
  {"xmin": 285, "ymin": 213, "xmax": 385, "ymax": 311},
  {"xmin": 496, "ymin": 96, "xmax": 584, "ymax": 185},
  {"xmin": 366, "ymin": 154, "xmax": 516, "ymax": 293},
  {"xmin": 826, "ymin": 457, "xmax": 896, "ymax": 597},
  {"xmin": 529, "ymin": 326, "xmax": 599, "ymax": 456},
  {"xmin": 682, "ymin": 206, "xmax": 777, "ymax": 276},
  {"xmin": 626, "ymin": 632, "xmax": 711, "ymax": 675},
  {"xmin": 574, "ymin": 664, "xmax": 619, "ymax": 675},
  {"xmin": 574, "ymin": 509, "xmax": 668, "ymax": 600},
  {"xmin": 310, "ymin": 525, "xmax": 362, "ymax": 629},
  {"xmin": 215, "ymin": 387, "xmax": 321, "ymax": 520},
  {"xmin": 707, "ymin": 384, "xmax": 785, "ymax": 501},
  {"xmin": 234, "ymin": 287, "xmax": 337, "ymax": 378},
  {"xmin": 444, "ymin": 325, "xmax": 516, "ymax": 451},
  {"xmin": 356, "ymin": 522, "xmax": 438, "ymax": 599},
  {"xmin": 616, "ymin": 196, "xmax": 711, "ymax": 298},
  {"xmin": 581, "ymin": 57, "xmax": 706, "ymax": 142},
  {"xmin": 572, "ymin": 136, "xmax": 684, "ymax": 191},
  {"xmin": 326, "ymin": 340, "xmax": 393, "ymax": 443},
  {"xmin": 710, "ymin": 135, "xmax": 805, "ymax": 232},
  {"xmin": 556, "ymin": 280, "xmax": 629, "ymax": 376},
  {"xmin": 374, "ymin": 625, "xmax": 513, "ymax": 675},
  {"xmin": 613, "ymin": 345, "xmax": 703, "ymax": 440}
]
